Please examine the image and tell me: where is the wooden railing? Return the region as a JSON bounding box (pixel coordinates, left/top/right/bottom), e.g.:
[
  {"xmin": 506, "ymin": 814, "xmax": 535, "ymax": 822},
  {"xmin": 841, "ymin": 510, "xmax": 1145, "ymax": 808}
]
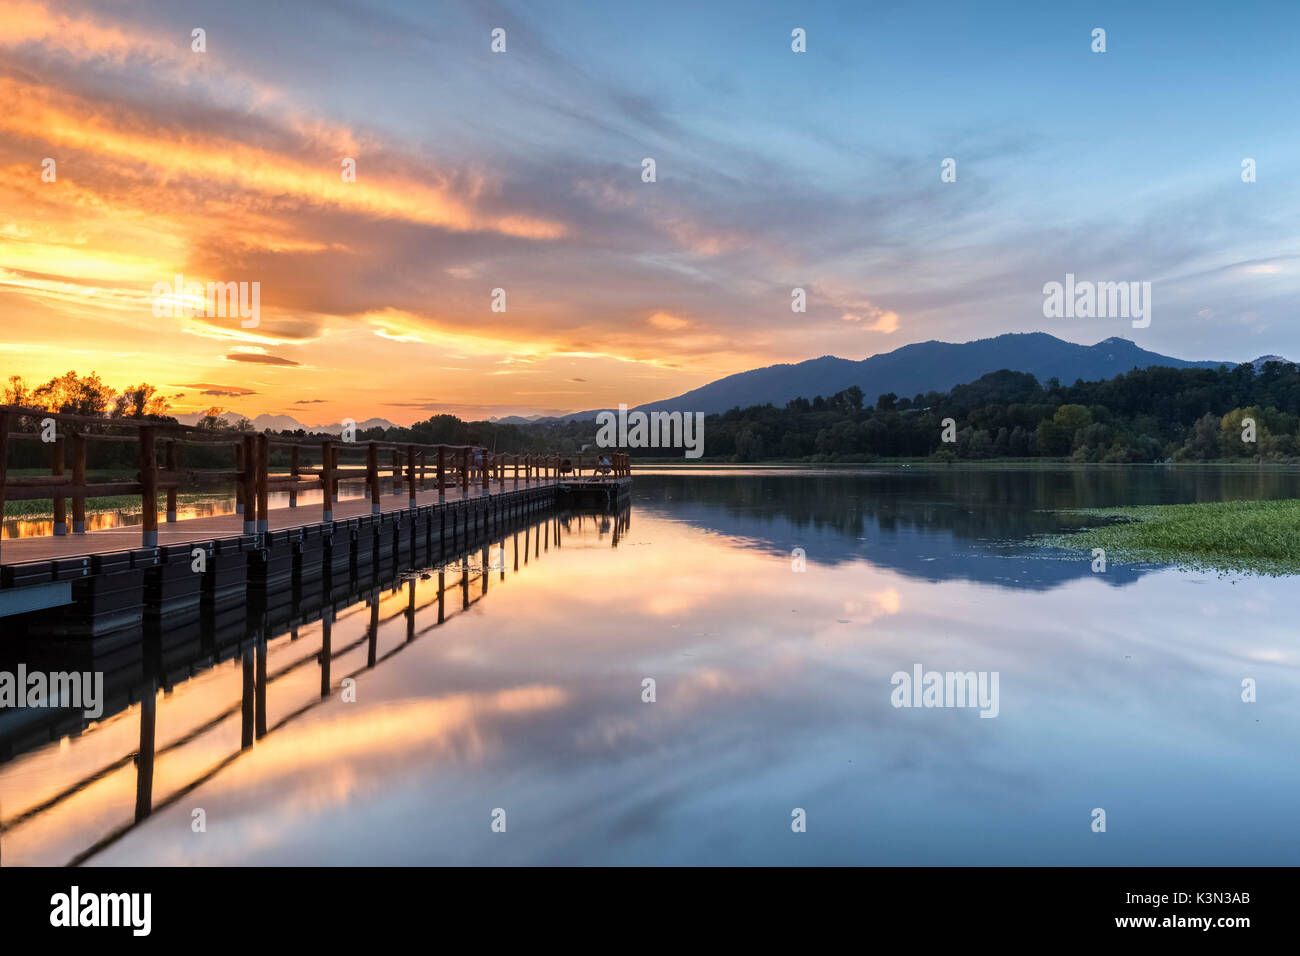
[{"xmin": 0, "ymin": 404, "xmax": 630, "ymax": 555}]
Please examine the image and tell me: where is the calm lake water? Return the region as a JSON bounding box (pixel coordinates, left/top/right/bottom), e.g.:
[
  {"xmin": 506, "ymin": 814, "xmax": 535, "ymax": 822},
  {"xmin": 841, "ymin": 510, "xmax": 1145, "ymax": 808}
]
[{"xmin": 2, "ymin": 466, "xmax": 1299, "ymax": 865}]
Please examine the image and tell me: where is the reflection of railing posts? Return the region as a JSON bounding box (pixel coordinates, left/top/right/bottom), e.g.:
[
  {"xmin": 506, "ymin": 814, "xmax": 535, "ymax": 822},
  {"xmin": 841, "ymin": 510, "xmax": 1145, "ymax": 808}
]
[
  {"xmin": 319, "ymin": 609, "xmax": 332, "ymax": 697},
  {"xmin": 321, "ymin": 440, "xmax": 335, "ymax": 524},
  {"xmin": 255, "ymin": 639, "xmax": 268, "ymax": 739},
  {"xmin": 241, "ymin": 652, "xmax": 255, "ymax": 749},
  {"xmin": 437, "ymin": 570, "xmax": 446, "ymax": 624},
  {"xmin": 461, "ymin": 568, "xmax": 469, "ymax": 609},
  {"xmin": 139, "ymin": 425, "xmax": 158, "ymax": 547},
  {"xmin": 406, "ymin": 578, "xmax": 416, "ymax": 642},
  {"xmin": 134, "ymin": 680, "xmax": 157, "ymax": 823},
  {"xmin": 72, "ymin": 432, "xmax": 86, "ymax": 533},
  {"xmin": 482, "ymin": 546, "xmax": 489, "ymax": 595},
  {"xmin": 367, "ymin": 598, "xmax": 379, "ymax": 668}
]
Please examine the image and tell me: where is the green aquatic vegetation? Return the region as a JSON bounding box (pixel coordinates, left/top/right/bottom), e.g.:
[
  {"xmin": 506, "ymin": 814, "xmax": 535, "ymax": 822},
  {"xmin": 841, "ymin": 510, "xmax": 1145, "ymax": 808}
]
[
  {"xmin": 1044, "ymin": 498, "xmax": 1300, "ymax": 576},
  {"xmin": 4, "ymin": 492, "xmax": 216, "ymax": 520}
]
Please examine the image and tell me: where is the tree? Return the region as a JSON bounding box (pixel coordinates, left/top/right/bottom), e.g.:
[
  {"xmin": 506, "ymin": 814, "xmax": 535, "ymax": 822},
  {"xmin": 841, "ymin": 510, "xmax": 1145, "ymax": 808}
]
[
  {"xmin": 31, "ymin": 370, "xmax": 113, "ymax": 415},
  {"xmin": 3, "ymin": 374, "xmax": 32, "ymax": 406},
  {"xmin": 195, "ymin": 406, "xmax": 231, "ymax": 430},
  {"xmin": 112, "ymin": 383, "xmax": 170, "ymax": 419}
]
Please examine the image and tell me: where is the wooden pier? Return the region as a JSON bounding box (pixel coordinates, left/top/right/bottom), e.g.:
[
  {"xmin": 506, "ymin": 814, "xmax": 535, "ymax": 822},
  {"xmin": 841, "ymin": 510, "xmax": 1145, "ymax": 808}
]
[{"xmin": 0, "ymin": 404, "xmax": 631, "ymax": 634}]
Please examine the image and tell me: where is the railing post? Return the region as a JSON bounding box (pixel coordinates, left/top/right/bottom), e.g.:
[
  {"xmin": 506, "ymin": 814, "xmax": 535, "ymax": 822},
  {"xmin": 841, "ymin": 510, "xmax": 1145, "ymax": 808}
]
[
  {"xmin": 235, "ymin": 439, "xmax": 245, "ymax": 515},
  {"xmin": 437, "ymin": 446, "xmax": 446, "ymax": 500},
  {"xmin": 321, "ymin": 440, "xmax": 335, "ymax": 524},
  {"xmin": 392, "ymin": 449, "xmax": 401, "ymax": 495},
  {"xmin": 460, "ymin": 448, "xmax": 470, "ymax": 496},
  {"xmin": 407, "ymin": 443, "xmax": 417, "ymax": 508},
  {"xmin": 72, "ymin": 432, "xmax": 86, "ymax": 533},
  {"xmin": 165, "ymin": 439, "xmax": 178, "ymax": 523},
  {"xmin": 51, "ymin": 433, "xmax": 66, "ymax": 535},
  {"xmin": 332, "ymin": 444, "xmax": 341, "ymax": 503},
  {"xmin": 419, "ymin": 450, "xmax": 426, "ymax": 492},
  {"xmin": 257, "ymin": 433, "xmax": 269, "ymax": 533},
  {"xmin": 367, "ymin": 441, "xmax": 380, "ymax": 514},
  {"xmin": 289, "ymin": 445, "xmax": 300, "ymax": 508},
  {"xmin": 0, "ymin": 410, "xmax": 8, "ymax": 564},
  {"xmin": 140, "ymin": 425, "xmax": 158, "ymax": 546},
  {"xmin": 241, "ymin": 435, "xmax": 256, "ymax": 534},
  {"xmin": 481, "ymin": 449, "xmax": 490, "ymax": 495},
  {"xmin": 513, "ymin": 455, "xmax": 519, "ymax": 488}
]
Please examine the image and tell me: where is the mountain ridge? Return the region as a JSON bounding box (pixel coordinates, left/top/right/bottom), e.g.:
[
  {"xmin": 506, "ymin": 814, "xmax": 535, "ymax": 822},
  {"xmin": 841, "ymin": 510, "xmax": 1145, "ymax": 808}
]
[{"xmin": 548, "ymin": 332, "xmax": 1288, "ymax": 422}]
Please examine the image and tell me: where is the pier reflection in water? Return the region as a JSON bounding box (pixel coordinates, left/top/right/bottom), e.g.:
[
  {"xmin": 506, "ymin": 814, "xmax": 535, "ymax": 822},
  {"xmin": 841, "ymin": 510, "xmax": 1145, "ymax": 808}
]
[
  {"xmin": 0, "ymin": 508, "xmax": 627, "ymax": 866},
  {"xmin": 6, "ymin": 467, "xmax": 1300, "ymax": 866}
]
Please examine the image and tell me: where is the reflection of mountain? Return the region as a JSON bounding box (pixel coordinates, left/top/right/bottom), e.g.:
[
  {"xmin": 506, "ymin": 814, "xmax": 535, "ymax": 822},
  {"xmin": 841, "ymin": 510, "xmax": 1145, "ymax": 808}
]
[{"xmin": 630, "ymin": 469, "xmax": 1300, "ymax": 590}]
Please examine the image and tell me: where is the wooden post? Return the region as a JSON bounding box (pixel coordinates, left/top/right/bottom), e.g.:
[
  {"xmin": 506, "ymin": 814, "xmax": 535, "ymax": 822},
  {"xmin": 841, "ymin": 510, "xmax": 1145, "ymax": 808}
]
[
  {"xmin": 513, "ymin": 455, "xmax": 519, "ymax": 488},
  {"xmin": 257, "ymin": 433, "xmax": 269, "ymax": 533},
  {"xmin": 321, "ymin": 440, "xmax": 335, "ymax": 523},
  {"xmin": 289, "ymin": 445, "xmax": 300, "ymax": 508},
  {"xmin": 331, "ymin": 444, "xmax": 341, "ymax": 502},
  {"xmin": 51, "ymin": 434, "xmax": 66, "ymax": 535},
  {"xmin": 437, "ymin": 446, "xmax": 447, "ymax": 499},
  {"xmin": 577, "ymin": 453, "xmax": 583, "ymax": 478},
  {"xmin": 165, "ymin": 439, "xmax": 178, "ymax": 523},
  {"xmin": 419, "ymin": 451, "xmax": 426, "ymax": 491},
  {"xmin": 140, "ymin": 425, "xmax": 158, "ymax": 546},
  {"xmin": 0, "ymin": 411, "xmax": 8, "ymax": 564},
  {"xmin": 392, "ymin": 449, "xmax": 401, "ymax": 495},
  {"xmin": 481, "ymin": 449, "xmax": 490, "ymax": 495},
  {"xmin": 460, "ymin": 448, "xmax": 470, "ymax": 495},
  {"xmin": 407, "ymin": 443, "xmax": 417, "ymax": 508},
  {"xmin": 367, "ymin": 441, "xmax": 380, "ymax": 514},
  {"xmin": 72, "ymin": 432, "xmax": 86, "ymax": 533},
  {"xmin": 244, "ymin": 435, "xmax": 258, "ymax": 534},
  {"xmin": 235, "ymin": 439, "xmax": 245, "ymax": 515}
]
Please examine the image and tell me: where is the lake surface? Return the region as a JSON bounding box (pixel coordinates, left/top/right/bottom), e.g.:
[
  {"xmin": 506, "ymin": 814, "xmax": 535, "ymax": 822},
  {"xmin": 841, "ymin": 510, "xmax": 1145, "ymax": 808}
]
[{"xmin": 2, "ymin": 466, "xmax": 1299, "ymax": 865}]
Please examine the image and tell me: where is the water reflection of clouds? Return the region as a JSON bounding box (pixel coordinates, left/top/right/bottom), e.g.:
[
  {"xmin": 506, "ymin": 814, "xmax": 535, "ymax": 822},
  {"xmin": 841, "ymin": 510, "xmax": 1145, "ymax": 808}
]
[{"xmin": 14, "ymin": 493, "xmax": 1300, "ymax": 865}]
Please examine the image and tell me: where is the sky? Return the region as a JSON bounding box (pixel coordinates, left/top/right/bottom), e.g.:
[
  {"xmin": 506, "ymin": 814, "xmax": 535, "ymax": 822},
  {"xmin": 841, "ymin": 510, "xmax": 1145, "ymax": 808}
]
[{"xmin": 2, "ymin": 0, "xmax": 1300, "ymax": 424}]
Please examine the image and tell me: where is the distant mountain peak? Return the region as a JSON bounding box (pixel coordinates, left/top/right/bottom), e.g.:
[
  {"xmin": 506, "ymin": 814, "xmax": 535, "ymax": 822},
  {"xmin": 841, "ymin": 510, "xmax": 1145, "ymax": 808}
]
[{"xmin": 628, "ymin": 331, "xmax": 1231, "ymax": 417}]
